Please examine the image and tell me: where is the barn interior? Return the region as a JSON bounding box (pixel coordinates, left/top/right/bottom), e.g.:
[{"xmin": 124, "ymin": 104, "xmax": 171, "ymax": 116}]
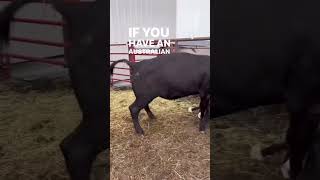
[
  {"xmin": 0, "ymin": 0, "xmax": 294, "ymax": 179},
  {"xmin": 0, "ymin": 1, "xmax": 108, "ymax": 179}
]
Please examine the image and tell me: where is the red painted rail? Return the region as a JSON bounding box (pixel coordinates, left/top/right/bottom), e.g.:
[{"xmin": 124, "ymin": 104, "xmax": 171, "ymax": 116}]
[
  {"xmin": 10, "ymin": 37, "xmax": 67, "ymax": 47},
  {"xmin": 13, "ymin": 18, "xmax": 65, "ymax": 26},
  {"xmin": 6, "ymin": 54, "xmax": 65, "ymax": 66},
  {"xmin": 0, "ymin": 0, "xmax": 69, "ymax": 79}
]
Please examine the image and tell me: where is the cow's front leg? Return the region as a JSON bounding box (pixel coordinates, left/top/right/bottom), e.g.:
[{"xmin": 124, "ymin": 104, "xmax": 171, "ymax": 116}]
[
  {"xmin": 286, "ymin": 109, "xmax": 313, "ymax": 179},
  {"xmin": 199, "ymin": 95, "xmax": 210, "ymax": 132}
]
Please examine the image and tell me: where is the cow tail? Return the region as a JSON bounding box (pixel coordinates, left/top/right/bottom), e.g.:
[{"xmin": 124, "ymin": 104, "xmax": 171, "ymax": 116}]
[
  {"xmin": 110, "ymin": 59, "xmax": 134, "ymax": 75},
  {"xmin": 0, "ymin": 0, "xmax": 35, "ymax": 49}
]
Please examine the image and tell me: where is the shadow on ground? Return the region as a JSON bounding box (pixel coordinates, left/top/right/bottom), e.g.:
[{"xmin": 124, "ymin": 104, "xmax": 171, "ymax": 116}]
[
  {"xmin": 0, "ymin": 80, "xmax": 108, "ymax": 180},
  {"xmin": 211, "ymin": 105, "xmax": 288, "ymax": 180}
]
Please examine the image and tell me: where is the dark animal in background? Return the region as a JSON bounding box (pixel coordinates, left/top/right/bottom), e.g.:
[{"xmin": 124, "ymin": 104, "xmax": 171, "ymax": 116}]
[
  {"xmin": 214, "ymin": 0, "xmax": 320, "ymax": 179},
  {"xmin": 254, "ymin": 116, "xmax": 320, "ymax": 180},
  {"xmin": 0, "ymin": 0, "xmax": 108, "ymax": 179},
  {"xmin": 111, "ymin": 53, "xmax": 210, "ymax": 134},
  {"xmin": 297, "ymin": 121, "xmax": 320, "ymax": 180}
]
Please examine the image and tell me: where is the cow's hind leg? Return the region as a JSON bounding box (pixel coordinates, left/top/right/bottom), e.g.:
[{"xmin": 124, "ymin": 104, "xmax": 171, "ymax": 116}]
[
  {"xmin": 286, "ymin": 110, "xmax": 311, "ymax": 179},
  {"xmin": 145, "ymin": 105, "xmax": 156, "ymax": 119},
  {"xmin": 285, "ymin": 55, "xmax": 320, "ymax": 179},
  {"xmin": 199, "ymin": 94, "xmax": 210, "ymax": 132},
  {"xmin": 60, "ymin": 122, "xmax": 105, "ymax": 180},
  {"xmin": 130, "ymin": 96, "xmax": 155, "ymax": 134}
]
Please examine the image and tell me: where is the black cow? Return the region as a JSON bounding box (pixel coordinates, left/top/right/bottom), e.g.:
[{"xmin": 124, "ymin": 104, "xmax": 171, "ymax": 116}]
[
  {"xmin": 298, "ymin": 122, "xmax": 320, "ymax": 180},
  {"xmin": 0, "ymin": 0, "xmax": 108, "ymax": 179},
  {"xmin": 110, "ymin": 53, "xmax": 210, "ymax": 134},
  {"xmin": 214, "ymin": 0, "xmax": 320, "ymax": 179},
  {"xmin": 259, "ymin": 116, "xmax": 320, "ymax": 180}
]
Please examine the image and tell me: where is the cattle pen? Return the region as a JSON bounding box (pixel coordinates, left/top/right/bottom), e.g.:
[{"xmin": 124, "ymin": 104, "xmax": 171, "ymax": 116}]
[
  {"xmin": 0, "ymin": 1, "xmax": 108, "ymax": 179},
  {"xmin": 110, "ymin": 37, "xmax": 211, "ymax": 179},
  {"xmin": 0, "ymin": 80, "xmax": 108, "ymax": 180}
]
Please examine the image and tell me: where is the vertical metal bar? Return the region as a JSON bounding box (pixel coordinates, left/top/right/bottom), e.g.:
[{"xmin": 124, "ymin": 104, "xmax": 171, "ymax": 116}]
[
  {"xmin": 175, "ymin": 40, "xmax": 179, "ymax": 53},
  {"xmin": 4, "ymin": 53, "xmax": 11, "ymax": 79},
  {"xmin": 128, "ymin": 44, "xmax": 135, "ymax": 63},
  {"xmin": 62, "ymin": 18, "xmax": 69, "ymax": 68}
]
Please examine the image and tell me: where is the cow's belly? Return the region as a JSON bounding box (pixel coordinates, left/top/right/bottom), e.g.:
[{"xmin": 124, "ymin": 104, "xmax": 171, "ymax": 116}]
[{"xmin": 159, "ymin": 88, "xmax": 199, "ymax": 100}]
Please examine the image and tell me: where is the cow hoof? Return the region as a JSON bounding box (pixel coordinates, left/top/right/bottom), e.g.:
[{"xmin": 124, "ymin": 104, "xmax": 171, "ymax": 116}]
[
  {"xmin": 197, "ymin": 112, "xmax": 201, "ymax": 119},
  {"xmin": 281, "ymin": 159, "xmax": 290, "ymax": 179},
  {"xmin": 135, "ymin": 129, "xmax": 144, "ymax": 135},
  {"xmin": 250, "ymin": 144, "xmax": 263, "ymax": 161},
  {"xmin": 137, "ymin": 132, "xmax": 145, "ymax": 136},
  {"xmin": 188, "ymin": 107, "xmax": 193, "ymax": 112}
]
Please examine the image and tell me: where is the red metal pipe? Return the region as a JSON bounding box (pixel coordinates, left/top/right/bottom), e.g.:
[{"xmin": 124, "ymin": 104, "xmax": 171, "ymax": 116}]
[
  {"xmin": 112, "ymin": 73, "xmax": 130, "ymax": 77},
  {"xmin": 111, "ymin": 67, "xmax": 130, "ymax": 70},
  {"xmin": 5, "ymin": 54, "xmax": 65, "ymax": 66},
  {"xmin": 13, "ymin": 18, "xmax": 64, "ymax": 26},
  {"xmin": 110, "ymin": 53, "xmax": 128, "ymax": 55},
  {"xmin": 110, "ymin": 43, "xmax": 127, "ymax": 46},
  {"xmin": 112, "ymin": 79, "xmax": 131, "ymax": 83},
  {"xmin": 129, "ymin": 53, "xmax": 162, "ymax": 56},
  {"xmin": 10, "ymin": 60, "xmax": 34, "ymax": 65},
  {"xmin": 10, "ymin": 37, "xmax": 67, "ymax": 47}
]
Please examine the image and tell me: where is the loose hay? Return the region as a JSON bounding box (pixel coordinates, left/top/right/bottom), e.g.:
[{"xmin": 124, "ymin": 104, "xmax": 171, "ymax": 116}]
[
  {"xmin": 110, "ymin": 89, "xmax": 210, "ymax": 180},
  {"xmin": 0, "ymin": 82, "xmax": 108, "ymax": 180},
  {"xmin": 212, "ymin": 105, "xmax": 289, "ymax": 180}
]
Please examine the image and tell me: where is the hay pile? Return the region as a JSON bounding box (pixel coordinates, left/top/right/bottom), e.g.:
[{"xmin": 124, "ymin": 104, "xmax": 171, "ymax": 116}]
[
  {"xmin": 0, "ymin": 82, "xmax": 107, "ymax": 180},
  {"xmin": 212, "ymin": 105, "xmax": 289, "ymax": 180},
  {"xmin": 110, "ymin": 89, "xmax": 210, "ymax": 179}
]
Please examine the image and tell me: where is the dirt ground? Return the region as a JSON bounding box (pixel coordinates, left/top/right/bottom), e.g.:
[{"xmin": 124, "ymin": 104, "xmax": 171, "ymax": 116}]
[
  {"xmin": 0, "ymin": 81, "xmax": 108, "ymax": 180},
  {"xmin": 212, "ymin": 105, "xmax": 289, "ymax": 180},
  {"xmin": 110, "ymin": 89, "xmax": 210, "ymax": 180}
]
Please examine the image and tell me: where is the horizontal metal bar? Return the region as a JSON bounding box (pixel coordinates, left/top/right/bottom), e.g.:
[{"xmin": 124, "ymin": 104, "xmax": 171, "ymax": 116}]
[
  {"xmin": 112, "ymin": 67, "xmax": 130, "ymax": 70},
  {"xmin": 10, "ymin": 36, "xmax": 67, "ymax": 47},
  {"xmin": 3, "ymin": 53, "xmax": 66, "ymax": 66},
  {"xmin": 111, "ymin": 79, "xmax": 131, "ymax": 83},
  {"xmin": 110, "ymin": 37, "xmax": 210, "ymax": 47},
  {"xmin": 13, "ymin": 18, "xmax": 65, "ymax": 26},
  {"xmin": 110, "ymin": 43, "xmax": 127, "ymax": 46},
  {"xmin": 128, "ymin": 53, "xmax": 161, "ymax": 56},
  {"xmin": 10, "ymin": 60, "xmax": 34, "ymax": 65},
  {"xmin": 9, "ymin": 54, "xmax": 65, "ymax": 65},
  {"xmin": 112, "ymin": 73, "xmax": 130, "ymax": 76},
  {"xmin": 110, "ymin": 53, "xmax": 128, "ymax": 55},
  {"xmin": 44, "ymin": 54, "xmax": 64, "ymax": 59}
]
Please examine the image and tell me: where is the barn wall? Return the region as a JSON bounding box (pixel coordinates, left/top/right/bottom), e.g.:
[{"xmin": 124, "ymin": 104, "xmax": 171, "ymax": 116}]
[
  {"xmin": 110, "ymin": 0, "xmax": 210, "ymax": 43},
  {"xmin": 110, "ymin": 0, "xmax": 177, "ymax": 87},
  {"xmin": 176, "ymin": 0, "xmax": 210, "ymax": 38},
  {"xmin": 110, "ymin": 0, "xmax": 210, "ymax": 87},
  {"xmin": 110, "ymin": 0, "xmax": 177, "ymax": 44}
]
